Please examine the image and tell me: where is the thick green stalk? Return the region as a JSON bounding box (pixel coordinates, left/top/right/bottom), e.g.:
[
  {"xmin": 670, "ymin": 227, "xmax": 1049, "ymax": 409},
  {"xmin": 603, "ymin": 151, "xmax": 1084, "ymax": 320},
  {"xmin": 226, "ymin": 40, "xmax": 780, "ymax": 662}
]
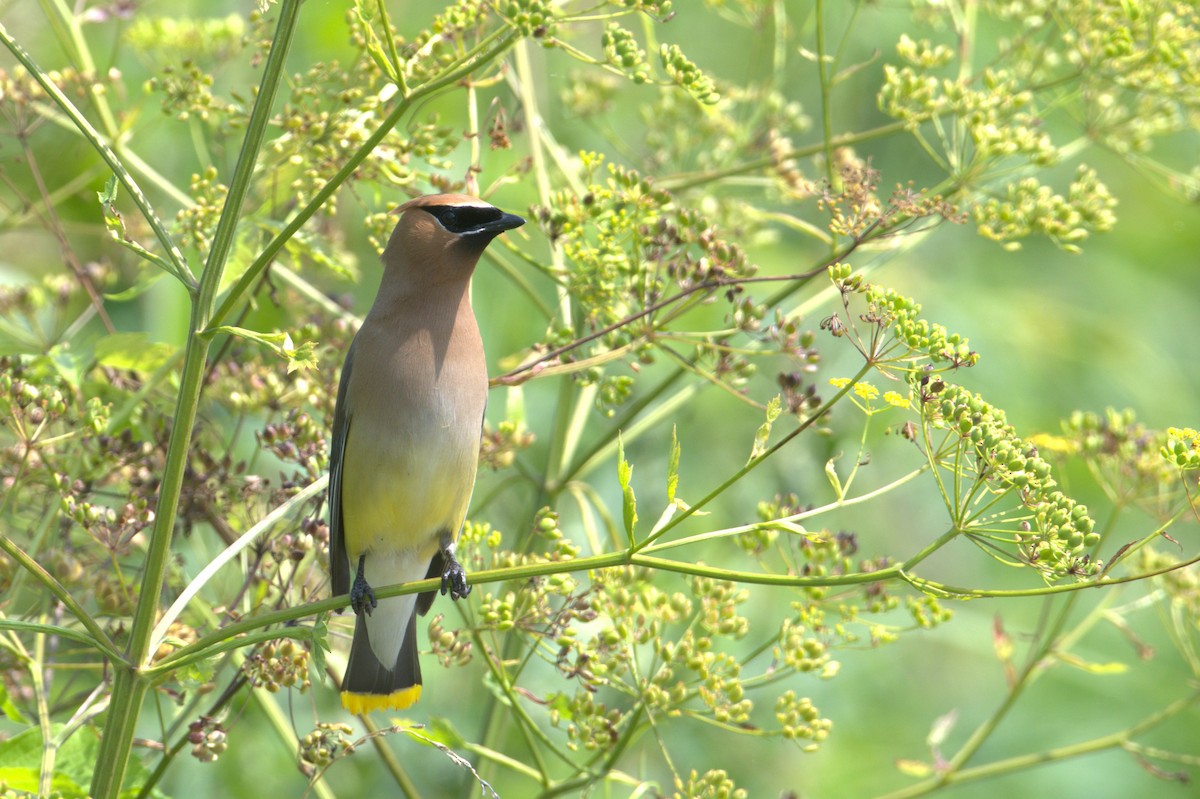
[
  {"xmin": 208, "ymin": 25, "xmax": 519, "ymax": 331},
  {"xmin": 88, "ymin": 3, "xmax": 301, "ymax": 796}
]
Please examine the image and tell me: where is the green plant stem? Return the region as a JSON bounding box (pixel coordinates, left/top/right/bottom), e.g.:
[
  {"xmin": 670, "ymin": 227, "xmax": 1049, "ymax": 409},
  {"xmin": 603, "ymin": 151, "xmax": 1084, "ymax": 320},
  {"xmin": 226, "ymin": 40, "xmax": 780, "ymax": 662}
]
[
  {"xmin": 0, "ymin": 618, "xmax": 115, "ymax": 656},
  {"xmin": 251, "ymin": 687, "xmax": 339, "ymax": 799},
  {"xmin": 906, "ymin": 550, "xmax": 1099, "ymax": 798},
  {"xmin": 0, "ymin": 534, "xmax": 121, "ymax": 660},
  {"xmin": 658, "ymin": 122, "xmax": 909, "ymax": 192},
  {"xmin": 360, "ymin": 715, "xmax": 421, "ymax": 798},
  {"xmin": 814, "ymin": 0, "xmax": 836, "ymax": 195},
  {"xmin": 207, "ymin": 24, "xmax": 519, "ymax": 332},
  {"xmin": 878, "ymin": 690, "xmax": 1200, "ymax": 799},
  {"xmin": 87, "ymin": 3, "xmax": 302, "ymax": 796},
  {"xmin": 0, "ymin": 21, "xmax": 193, "ymax": 288},
  {"xmin": 39, "ymin": 0, "xmax": 119, "ymax": 137},
  {"xmin": 632, "ymin": 361, "xmax": 873, "ymax": 551}
]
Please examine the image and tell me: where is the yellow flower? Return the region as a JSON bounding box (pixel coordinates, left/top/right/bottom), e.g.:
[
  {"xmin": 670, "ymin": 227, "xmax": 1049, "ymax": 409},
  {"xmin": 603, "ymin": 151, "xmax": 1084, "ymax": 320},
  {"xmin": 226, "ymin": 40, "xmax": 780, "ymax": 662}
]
[
  {"xmin": 853, "ymin": 382, "xmax": 879, "ymax": 401},
  {"xmin": 1028, "ymin": 433, "xmax": 1078, "ymax": 456}
]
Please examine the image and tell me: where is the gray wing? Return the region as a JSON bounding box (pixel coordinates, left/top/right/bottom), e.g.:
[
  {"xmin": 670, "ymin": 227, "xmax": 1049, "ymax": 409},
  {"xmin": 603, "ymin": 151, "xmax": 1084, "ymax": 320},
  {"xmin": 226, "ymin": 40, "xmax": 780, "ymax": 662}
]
[{"xmin": 328, "ymin": 338, "xmax": 357, "ymax": 599}]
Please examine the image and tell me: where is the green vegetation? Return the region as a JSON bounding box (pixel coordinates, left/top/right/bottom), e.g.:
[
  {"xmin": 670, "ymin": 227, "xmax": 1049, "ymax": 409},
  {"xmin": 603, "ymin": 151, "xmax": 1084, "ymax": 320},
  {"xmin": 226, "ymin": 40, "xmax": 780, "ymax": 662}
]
[{"xmin": 1, "ymin": 1, "xmax": 1198, "ymax": 797}]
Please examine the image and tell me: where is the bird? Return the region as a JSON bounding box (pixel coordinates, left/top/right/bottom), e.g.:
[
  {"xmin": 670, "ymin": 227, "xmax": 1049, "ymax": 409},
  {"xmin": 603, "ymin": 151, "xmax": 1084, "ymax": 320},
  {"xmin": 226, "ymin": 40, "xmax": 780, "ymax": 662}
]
[{"xmin": 328, "ymin": 193, "xmax": 525, "ymax": 714}]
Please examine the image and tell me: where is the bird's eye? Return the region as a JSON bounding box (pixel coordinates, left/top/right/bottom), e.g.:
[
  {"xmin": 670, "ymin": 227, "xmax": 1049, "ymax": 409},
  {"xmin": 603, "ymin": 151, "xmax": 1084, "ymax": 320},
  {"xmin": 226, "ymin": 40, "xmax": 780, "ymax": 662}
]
[{"xmin": 441, "ymin": 209, "xmax": 458, "ymax": 227}]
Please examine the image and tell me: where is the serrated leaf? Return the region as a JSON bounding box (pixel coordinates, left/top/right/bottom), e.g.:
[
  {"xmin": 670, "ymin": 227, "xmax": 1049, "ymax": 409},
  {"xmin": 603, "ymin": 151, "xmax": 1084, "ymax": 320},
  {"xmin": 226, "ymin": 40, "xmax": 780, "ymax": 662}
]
[
  {"xmin": 617, "ymin": 433, "xmax": 637, "ymax": 544},
  {"xmin": 97, "ymin": 174, "xmax": 119, "ymax": 206},
  {"xmin": 749, "ymin": 395, "xmax": 782, "ymax": 465},
  {"xmin": 94, "ymin": 332, "xmax": 177, "ymax": 373}
]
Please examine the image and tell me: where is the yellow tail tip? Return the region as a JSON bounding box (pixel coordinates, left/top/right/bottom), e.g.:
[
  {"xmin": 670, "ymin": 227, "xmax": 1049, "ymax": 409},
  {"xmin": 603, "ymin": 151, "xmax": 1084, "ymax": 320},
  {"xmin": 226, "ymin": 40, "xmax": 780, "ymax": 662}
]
[{"xmin": 341, "ymin": 685, "xmax": 422, "ymax": 715}]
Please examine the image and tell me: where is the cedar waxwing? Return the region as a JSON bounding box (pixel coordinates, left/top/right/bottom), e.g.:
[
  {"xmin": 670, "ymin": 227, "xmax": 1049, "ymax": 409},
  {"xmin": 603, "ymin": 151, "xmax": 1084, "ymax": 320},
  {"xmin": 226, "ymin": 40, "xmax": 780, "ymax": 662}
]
[{"xmin": 328, "ymin": 193, "xmax": 525, "ymax": 714}]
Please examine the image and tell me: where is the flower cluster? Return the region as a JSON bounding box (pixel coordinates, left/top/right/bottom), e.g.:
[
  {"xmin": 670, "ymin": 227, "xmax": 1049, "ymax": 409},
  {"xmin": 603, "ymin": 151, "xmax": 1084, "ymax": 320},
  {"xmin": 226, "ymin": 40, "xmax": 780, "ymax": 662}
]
[
  {"xmin": 187, "ymin": 716, "xmax": 228, "ymax": 763},
  {"xmin": 297, "ymin": 722, "xmax": 355, "ymax": 776},
  {"xmin": 613, "ymin": 0, "xmax": 674, "ymax": 17},
  {"xmin": 242, "ymin": 639, "xmax": 312, "ymax": 693},
  {"xmin": 672, "ymin": 769, "xmax": 746, "ymax": 799},
  {"xmin": 659, "ymin": 44, "xmax": 720, "ymax": 105},
  {"xmin": 880, "ymin": 65, "xmax": 1054, "ymax": 163},
  {"xmin": 1055, "ymin": 409, "xmax": 1182, "ymax": 519},
  {"xmin": 921, "ymin": 381, "xmax": 1101, "ymax": 579},
  {"xmin": 775, "ymin": 691, "xmax": 832, "ymax": 750},
  {"xmin": 1162, "ymin": 427, "xmax": 1200, "ymax": 471},
  {"xmin": 861, "ymin": 284, "xmax": 978, "ymax": 368},
  {"xmin": 174, "ymin": 167, "xmax": 229, "ymax": 253},
  {"xmin": 145, "ymin": 60, "xmax": 226, "ymax": 121},
  {"xmin": 428, "ymin": 613, "xmax": 474, "ymax": 667},
  {"xmin": 974, "ymin": 166, "xmax": 1117, "ymax": 252},
  {"xmin": 125, "ymin": 14, "xmax": 246, "ymax": 61},
  {"xmin": 389, "ymin": 1, "xmax": 489, "ymax": 86},
  {"xmin": 499, "ymin": 0, "xmax": 558, "ymax": 40},
  {"xmin": 602, "ymin": 23, "xmax": 650, "ymax": 83},
  {"xmin": 525, "ymin": 154, "xmax": 757, "ymax": 404}
]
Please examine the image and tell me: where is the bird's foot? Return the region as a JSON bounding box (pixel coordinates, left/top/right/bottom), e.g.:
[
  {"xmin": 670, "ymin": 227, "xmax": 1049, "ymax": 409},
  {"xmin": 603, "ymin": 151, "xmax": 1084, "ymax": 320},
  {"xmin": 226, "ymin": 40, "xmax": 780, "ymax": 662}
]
[
  {"xmin": 350, "ymin": 554, "xmax": 377, "ymax": 616},
  {"xmin": 440, "ymin": 554, "xmax": 471, "ymax": 601}
]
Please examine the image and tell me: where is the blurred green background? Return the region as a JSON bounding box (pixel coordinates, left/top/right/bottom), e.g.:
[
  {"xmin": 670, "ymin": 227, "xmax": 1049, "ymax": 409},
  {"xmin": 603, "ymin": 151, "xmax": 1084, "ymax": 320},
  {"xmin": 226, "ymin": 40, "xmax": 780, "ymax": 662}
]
[{"xmin": 1, "ymin": 0, "xmax": 1198, "ymax": 796}]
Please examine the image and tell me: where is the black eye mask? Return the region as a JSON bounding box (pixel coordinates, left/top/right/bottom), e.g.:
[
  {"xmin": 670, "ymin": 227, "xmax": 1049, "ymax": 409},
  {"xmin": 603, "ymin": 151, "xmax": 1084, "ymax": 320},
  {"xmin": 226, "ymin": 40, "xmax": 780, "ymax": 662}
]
[{"xmin": 423, "ymin": 205, "xmax": 525, "ymax": 238}]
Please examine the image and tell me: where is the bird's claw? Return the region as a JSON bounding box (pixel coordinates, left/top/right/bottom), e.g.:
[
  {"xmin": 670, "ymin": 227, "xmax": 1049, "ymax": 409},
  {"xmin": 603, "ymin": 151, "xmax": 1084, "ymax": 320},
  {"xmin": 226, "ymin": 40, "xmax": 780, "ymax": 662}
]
[
  {"xmin": 350, "ymin": 555, "xmax": 377, "ymax": 616},
  {"xmin": 440, "ymin": 557, "xmax": 471, "ymax": 601}
]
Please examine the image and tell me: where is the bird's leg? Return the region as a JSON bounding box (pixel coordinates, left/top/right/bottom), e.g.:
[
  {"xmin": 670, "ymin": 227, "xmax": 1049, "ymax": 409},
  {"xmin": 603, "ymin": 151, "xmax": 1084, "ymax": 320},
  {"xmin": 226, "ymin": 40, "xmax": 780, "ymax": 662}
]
[
  {"xmin": 438, "ymin": 531, "xmax": 471, "ymax": 600},
  {"xmin": 349, "ymin": 554, "xmax": 377, "ymax": 616}
]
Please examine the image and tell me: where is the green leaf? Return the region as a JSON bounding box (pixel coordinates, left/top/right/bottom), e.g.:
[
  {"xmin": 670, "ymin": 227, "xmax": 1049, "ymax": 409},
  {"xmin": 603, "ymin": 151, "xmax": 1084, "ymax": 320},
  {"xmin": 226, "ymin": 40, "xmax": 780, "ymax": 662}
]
[
  {"xmin": 208, "ymin": 325, "xmax": 318, "ymax": 372},
  {"xmin": 351, "ymin": 0, "xmax": 403, "ymax": 86},
  {"xmin": 618, "ymin": 433, "xmax": 638, "ymax": 544},
  {"xmin": 96, "ymin": 183, "xmax": 181, "ymax": 276},
  {"xmin": 824, "ymin": 456, "xmax": 844, "ymax": 499},
  {"xmin": 424, "ymin": 716, "xmax": 467, "ymax": 749},
  {"xmin": 94, "ymin": 332, "xmax": 178, "ymax": 374},
  {"xmin": 97, "ymin": 173, "xmax": 120, "ymax": 206},
  {"xmin": 0, "ymin": 726, "xmax": 168, "ymax": 799},
  {"xmin": 0, "ymin": 683, "xmax": 30, "ymax": 724},
  {"xmin": 748, "ymin": 395, "xmax": 782, "ymax": 465},
  {"xmin": 666, "ymin": 424, "xmax": 680, "ymax": 503},
  {"xmin": 104, "ymin": 271, "xmax": 166, "ymax": 302},
  {"xmin": 310, "ymin": 613, "xmax": 330, "ymax": 679},
  {"xmin": 546, "ymin": 692, "xmax": 574, "ymax": 722}
]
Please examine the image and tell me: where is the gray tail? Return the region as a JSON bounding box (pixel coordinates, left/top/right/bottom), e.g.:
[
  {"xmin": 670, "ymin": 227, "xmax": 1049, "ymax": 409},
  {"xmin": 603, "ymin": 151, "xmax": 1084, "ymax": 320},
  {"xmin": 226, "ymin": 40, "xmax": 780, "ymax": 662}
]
[{"xmin": 339, "ymin": 612, "xmax": 422, "ymax": 713}]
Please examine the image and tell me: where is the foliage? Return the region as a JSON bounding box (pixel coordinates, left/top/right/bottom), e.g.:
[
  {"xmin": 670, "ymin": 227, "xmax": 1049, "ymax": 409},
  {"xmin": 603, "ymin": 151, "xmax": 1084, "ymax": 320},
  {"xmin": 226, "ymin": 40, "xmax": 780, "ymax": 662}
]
[{"xmin": 0, "ymin": 1, "xmax": 1198, "ymax": 798}]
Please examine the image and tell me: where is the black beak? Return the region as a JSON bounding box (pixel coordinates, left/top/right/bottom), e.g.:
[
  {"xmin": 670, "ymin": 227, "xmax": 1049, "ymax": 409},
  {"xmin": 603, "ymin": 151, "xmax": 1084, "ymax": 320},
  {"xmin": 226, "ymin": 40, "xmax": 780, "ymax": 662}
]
[{"xmin": 474, "ymin": 211, "xmax": 525, "ymax": 236}]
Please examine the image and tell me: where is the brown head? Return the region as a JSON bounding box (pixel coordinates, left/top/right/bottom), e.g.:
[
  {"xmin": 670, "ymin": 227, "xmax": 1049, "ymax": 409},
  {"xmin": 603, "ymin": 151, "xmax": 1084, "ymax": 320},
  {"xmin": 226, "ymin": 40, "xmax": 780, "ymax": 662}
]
[{"xmin": 380, "ymin": 194, "xmax": 525, "ymax": 291}]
